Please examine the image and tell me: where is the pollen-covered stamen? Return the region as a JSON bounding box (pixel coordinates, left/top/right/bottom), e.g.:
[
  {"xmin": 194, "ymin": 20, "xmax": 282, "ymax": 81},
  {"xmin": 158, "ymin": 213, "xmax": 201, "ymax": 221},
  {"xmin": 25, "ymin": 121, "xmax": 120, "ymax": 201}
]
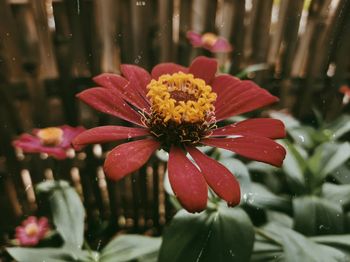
[
  {"xmin": 146, "ymin": 72, "xmax": 217, "ymax": 124},
  {"xmin": 201, "ymin": 33, "xmax": 218, "ymax": 46},
  {"xmin": 37, "ymin": 127, "xmax": 63, "ymax": 146},
  {"xmin": 146, "ymin": 72, "xmax": 217, "ymax": 148},
  {"xmin": 25, "ymin": 223, "xmax": 39, "ymax": 237}
]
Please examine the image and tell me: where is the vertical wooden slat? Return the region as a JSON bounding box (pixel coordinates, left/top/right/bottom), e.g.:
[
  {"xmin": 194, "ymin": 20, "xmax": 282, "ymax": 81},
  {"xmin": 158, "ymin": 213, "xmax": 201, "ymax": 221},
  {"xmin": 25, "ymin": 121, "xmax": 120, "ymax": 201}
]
[
  {"xmin": 178, "ymin": 0, "xmax": 193, "ymax": 65},
  {"xmin": 10, "ymin": 2, "xmax": 50, "ymax": 126},
  {"xmin": 157, "ymin": 0, "xmax": 174, "ymax": 62},
  {"xmin": 246, "ymin": 0, "xmax": 273, "ymax": 66},
  {"xmin": 324, "ymin": 1, "xmax": 350, "ymax": 119},
  {"xmin": 30, "ymin": 0, "xmax": 58, "ymax": 79},
  {"xmin": 268, "ymin": 0, "xmax": 304, "ymax": 107},
  {"xmin": 190, "ymin": 0, "xmax": 218, "ymax": 59},
  {"xmin": 294, "ymin": 0, "xmax": 349, "ymax": 117},
  {"xmin": 120, "ymin": 0, "xmax": 155, "ymax": 69},
  {"xmin": 245, "ymin": 0, "xmax": 273, "ymax": 84},
  {"xmin": 0, "ymin": 0, "xmax": 25, "ymax": 83},
  {"xmin": 228, "ymin": 0, "xmax": 245, "ymax": 74},
  {"xmin": 268, "ymin": 0, "xmax": 304, "ymax": 77},
  {"xmin": 92, "ymin": 0, "xmax": 121, "ymax": 73}
]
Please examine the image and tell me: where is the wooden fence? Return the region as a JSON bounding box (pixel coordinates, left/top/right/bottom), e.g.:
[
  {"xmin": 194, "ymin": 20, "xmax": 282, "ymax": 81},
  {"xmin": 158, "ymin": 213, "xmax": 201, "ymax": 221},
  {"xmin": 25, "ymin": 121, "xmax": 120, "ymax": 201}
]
[{"xmin": 0, "ymin": 0, "xmax": 350, "ymax": 247}]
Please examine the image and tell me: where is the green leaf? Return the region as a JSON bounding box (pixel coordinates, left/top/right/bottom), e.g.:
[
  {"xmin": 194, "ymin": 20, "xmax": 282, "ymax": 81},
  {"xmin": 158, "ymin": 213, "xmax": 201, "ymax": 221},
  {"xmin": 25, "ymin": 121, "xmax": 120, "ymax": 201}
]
[
  {"xmin": 252, "ymin": 238, "xmax": 283, "ymax": 262},
  {"xmin": 36, "ymin": 180, "xmax": 70, "ymax": 194},
  {"xmin": 280, "ymin": 140, "xmax": 307, "ymax": 192},
  {"xmin": 308, "ymin": 142, "xmax": 350, "ymax": 184},
  {"xmin": 235, "ymin": 63, "xmax": 269, "ymax": 79},
  {"xmin": 100, "ymin": 235, "xmax": 161, "ymax": 262},
  {"xmin": 219, "ymin": 158, "xmax": 252, "ymax": 194},
  {"xmin": 263, "ymin": 223, "xmax": 348, "ymax": 262},
  {"xmin": 244, "ymin": 183, "xmax": 292, "ymax": 213},
  {"xmin": 311, "ymin": 235, "xmax": 350, "ymax": 254},
  {"xmin": 289, "ymin": 126, "xmax": 316, "ymax": 149},
  {"xmin": 266, "ymin": 211, "xmax": 293, "ymax": 228},
  {"xmin": 247, "ymin": 161, "xmax": 278, "ymax": 174},
  {"xmin": 293, "ymin": 196, "xmax": 344, "ymax": 236},
  {"xmin": 6, "ymin": 247, "xmax": 93, "ymax": 262},
  {"xmin": 50, "ymin": 184, "xmax": 85, "ymax": 249},
  {"xmin": 322, "ymin": 115, "xmax": 350, "ymax": 140},
  {"xmin": 322, "ymin": 183, "xmax": 350, "ymax": 207},
  {"xmin": 158, "ymin": 206, "xmax": 254, "ymax": 262},
  {"xmin": 322, "ymin": 143, "xmax": 350, "ymax": 176},
  {"xmin": 216, "ymin": 148, "xmax": 234, "ymax": 158},
  {"xmin": 332, "ymin": 165, "xmax": 350, "ymax": 184},
  {"xmin": 269, "ymin": 110, "xmax": 300, "ymax": 129}
]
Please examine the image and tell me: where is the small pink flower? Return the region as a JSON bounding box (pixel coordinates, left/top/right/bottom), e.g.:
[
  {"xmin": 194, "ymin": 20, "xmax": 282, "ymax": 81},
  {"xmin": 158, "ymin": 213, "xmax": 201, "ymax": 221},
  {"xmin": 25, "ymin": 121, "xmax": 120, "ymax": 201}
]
[
  {"xmin": 186, "ymin": 31, "xmax": 233, "ymax": 53},
  {"xmin": 15, "ymin": 216, "xmax": 49, "ymax": 246},
  {"xmin": 12, "ymin": 125, "xmax": 85, "ymax": 159},
  {"xmin": 339, "ymin": 85, "xmax": 350, "ymax": 105}
]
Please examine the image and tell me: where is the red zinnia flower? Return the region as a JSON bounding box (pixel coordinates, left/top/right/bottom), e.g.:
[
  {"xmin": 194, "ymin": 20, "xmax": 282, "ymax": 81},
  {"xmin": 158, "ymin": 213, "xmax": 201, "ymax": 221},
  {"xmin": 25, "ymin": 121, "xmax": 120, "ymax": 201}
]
[
  {"xmin": 15, "ymin": 216, "xmax": 49, "ymax": 246},
  {"xmin": 73, "ymin": 56, "xmax": 286, "ymax": 213},
  {"xmin": 339, "ymin": 85, "xmax": 350, "ymax": 105},
  {"xmin": 186, "ymin": 31, "xmax": 233, "ymax": 53},
  {"xmin": 13, "ymin": 125, "xmax": 85, "ymax": 160}
]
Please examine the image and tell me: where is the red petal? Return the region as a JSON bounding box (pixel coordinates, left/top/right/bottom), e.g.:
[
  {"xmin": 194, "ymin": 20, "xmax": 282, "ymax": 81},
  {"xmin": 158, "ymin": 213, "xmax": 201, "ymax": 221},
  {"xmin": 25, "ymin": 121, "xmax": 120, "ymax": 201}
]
[
  {"xmin": 168, "ymin": 146, "xmax": 208, "ymax": 212},
  {"xmin": 93, "ymin": 73, "xmax": 150, "ymax": 111},
  {"xmin": 120, "ymin": 64, "xmax": 151, "ymax": 99},
  {"xmin": 151, "ymin": 63, "xmax": 188, "ymax": 80},
  {"xmin": 210, "ymin": 118, "xmax": 286, "ymax": 139},
  {"xmin": 209, "ymin": 38, "xmax": 233, "ymax": 53},
  {"xmin": 13, "ymin": 134, "xmax": 67, "ymax": 159},
  {"xmin": 60, "ymin": 125, "xmax": 86, "ymax": 148},
  {"xmin": 186, "ymin": 146, "xmax": 240, "ymax": 206},
  {"xmin": 77, "ymin": 87, "xmax": 144, "ymax": 126},
  {"xmin": 186, "ymin": 31, "xmax": 203, "ymax": 47},
  {"xmin": 189, "ymin": 56, "xmax": 217, "ymax": 84},
  {"xmin": 104, "ymin": 139, "xmax": 159, "ymax": 181},
  {"xmin": 211, "ymin": 75, "xmax": 278, "ymax": 121},
  {"xmin": 93, "ymin": 73, "xmax": 128, "ymax": 89},
  {"xmin": 72, "ymin": 126, "xmax": 149, "ymax": 149},
  {"xmin": 202, "ymin": 137, "xmax": 286, "ymax": 167}
]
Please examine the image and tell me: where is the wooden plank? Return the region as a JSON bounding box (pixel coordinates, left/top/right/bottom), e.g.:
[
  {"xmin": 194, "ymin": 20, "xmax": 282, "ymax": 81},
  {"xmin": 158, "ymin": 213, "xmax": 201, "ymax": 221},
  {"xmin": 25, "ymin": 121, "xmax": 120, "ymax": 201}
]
[
  {"xmin": 245, "ymin": 0, "xmax": 273, "ymax": 84},
  {"xmin": 247, "ymin": 0, "xmax": 273, "ymax": 65},
  {"xmin": 29, "ymin": 0, "xmax": 58, "ymax": 79},
  {"xmin": 190, "ymin": 0, "xmax": 218, "ymax": 59},
  {"xmin": 157, "ymin": 0, "xmax": 174, "ymax": 62},
  {"xmin": 0, "ymin": 0, "xmax": 25, "ymax": 82},
  {"xmin": 268, "ymin": 0, "xmax": 304, "ymax": 77},
  {"xmin": 268, "ymin": 0, "xmax": 304, "ymax": 107},
  {"xmin": 311, "ymin": 0, "xmax": 350, "ymax": 78},
  {"xmin": 10, "ymin": 2, "xmax": 49, "ymax": 126},
  {"xmin": 92, "ymin": 0, "xmax": 121, "ymax": 73},
  {"xmin": 227, "ymin": 0, "xmax": 245, "ymax": 74},
  {"xmin": 177, "ymin": 0, "xmax": 193, "ymax": 65},
  {"xmin": 52, "ymin": 1, "xmax": 95, "ymax": 125},
  {"xmin": 324, "ymin": 2, "xmax": 350, "ymax": 119},
  {"xmin": 294, "ymin": 0, "xmax": 349, "ymax": 117},
  {"xmin": 120, "ymin": 0, "xmax": 155, "ymax": 69}
]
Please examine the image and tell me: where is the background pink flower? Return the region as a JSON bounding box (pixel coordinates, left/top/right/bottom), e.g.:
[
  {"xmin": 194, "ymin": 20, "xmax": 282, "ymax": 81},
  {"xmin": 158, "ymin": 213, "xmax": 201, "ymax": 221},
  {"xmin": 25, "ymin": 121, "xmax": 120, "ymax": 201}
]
[
  {"xmin": 15, "ymin": 216, "xmax": 49, "ymax": 246},
  {"xmin": 12, "ymin": 125, "xmax": 85, "ymax": 159},
  {"xmin": 186, "ymin": 31, "xmax": 233, "ymax": 53}
]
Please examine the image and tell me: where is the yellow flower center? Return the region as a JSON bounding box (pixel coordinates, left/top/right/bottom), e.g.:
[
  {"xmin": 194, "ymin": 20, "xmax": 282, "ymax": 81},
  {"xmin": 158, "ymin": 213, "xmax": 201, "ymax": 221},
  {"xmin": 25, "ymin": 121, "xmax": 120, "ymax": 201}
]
[
  {"xmin": 201, "ymin": 33, "xmax": 218, "ymax": 46},
  {"xmin": 146, "ymin": 72, "xmax": 217, "ymax": 124},
  {"xmin": 25, "ymin": 223, "xmax": 39, "ymax": 237},
  {"xmin": 37, "ymin": 127, "xmax": 63, "ymax": 146}
]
